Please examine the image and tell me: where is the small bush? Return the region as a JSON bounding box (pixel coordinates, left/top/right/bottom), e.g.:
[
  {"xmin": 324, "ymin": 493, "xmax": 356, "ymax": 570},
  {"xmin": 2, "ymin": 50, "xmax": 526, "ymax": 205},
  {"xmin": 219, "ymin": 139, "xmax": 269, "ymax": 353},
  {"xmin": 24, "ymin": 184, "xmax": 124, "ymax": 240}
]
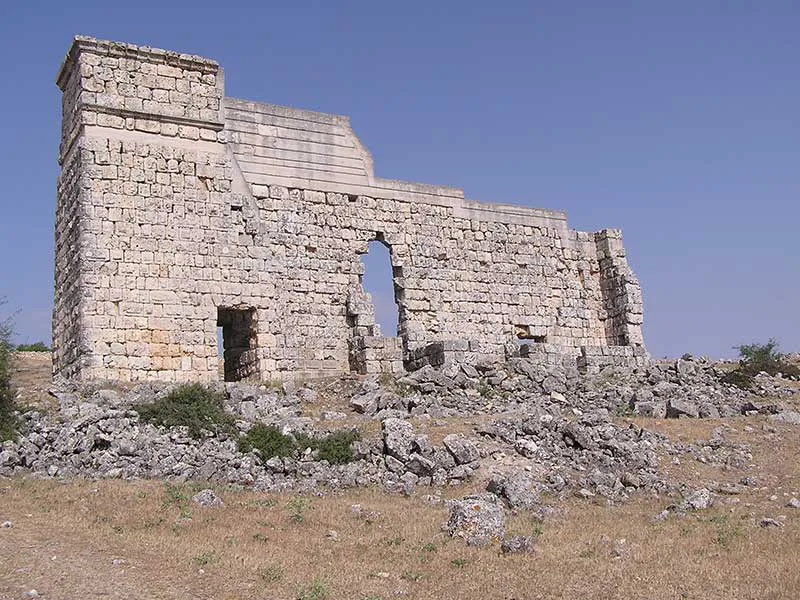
[
  {"xmin": 162, "ymin": 483, "xmax": 191, "ymax": 519},
  {"xmin": 720, "ymin": 368, "xmax": 755, "ymax": 390},
  {"xmin": 0, "ymin": 303, "xmax": 17, "ymax": 441},
  {"xmin": 240, "ymin": 425, "xmax": 361, "ymax": 465},
  {"xmin": 16, "ymin": 341, "xmax": 50, "ymax": 352},
  {"xmin": 311, "ymin": 429, "xmax": 361, "ymax": 465},
  {"xmin": 721, "ymin": 338, "xmax": 800, "ymax": 389},
  {"xmin": 239, "ymin": 424, "xmax": 297, "ymax": 459},
  {"xmin": 736, "ymin": 339, "xmax": 784, "ymax": 366},
  {"xmin": 134, "ymin": 383, "xmax": 236, "ymax": 439}
]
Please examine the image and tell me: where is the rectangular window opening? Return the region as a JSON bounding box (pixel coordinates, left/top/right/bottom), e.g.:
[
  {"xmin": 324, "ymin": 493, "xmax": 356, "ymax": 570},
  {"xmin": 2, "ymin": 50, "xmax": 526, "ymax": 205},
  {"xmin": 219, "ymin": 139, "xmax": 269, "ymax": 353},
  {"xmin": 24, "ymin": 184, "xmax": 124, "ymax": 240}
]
[
  {"xmin": 515, "ymin": 324, "xmax": 547, "ymax": 345},
  {"xmin": 217, "ymin": 307, "xmax": 259, "ymax": 382}
]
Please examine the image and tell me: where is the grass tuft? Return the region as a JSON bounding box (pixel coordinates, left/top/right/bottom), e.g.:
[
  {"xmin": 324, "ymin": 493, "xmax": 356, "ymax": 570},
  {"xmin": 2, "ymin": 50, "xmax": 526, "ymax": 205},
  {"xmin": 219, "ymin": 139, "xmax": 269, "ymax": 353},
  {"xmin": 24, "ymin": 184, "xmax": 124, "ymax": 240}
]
[{"xmin": 296, "ymin": 578, "xmax": 329, "ymax": 600}]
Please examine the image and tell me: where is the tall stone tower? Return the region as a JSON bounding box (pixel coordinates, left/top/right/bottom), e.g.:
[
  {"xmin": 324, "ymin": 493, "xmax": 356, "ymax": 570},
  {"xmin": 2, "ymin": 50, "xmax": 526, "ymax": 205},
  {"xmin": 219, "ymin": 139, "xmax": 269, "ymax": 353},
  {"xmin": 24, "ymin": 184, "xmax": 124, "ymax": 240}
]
[{"xmin": 54, "ymin": 37, "xmax": 228, "ymax": 381}]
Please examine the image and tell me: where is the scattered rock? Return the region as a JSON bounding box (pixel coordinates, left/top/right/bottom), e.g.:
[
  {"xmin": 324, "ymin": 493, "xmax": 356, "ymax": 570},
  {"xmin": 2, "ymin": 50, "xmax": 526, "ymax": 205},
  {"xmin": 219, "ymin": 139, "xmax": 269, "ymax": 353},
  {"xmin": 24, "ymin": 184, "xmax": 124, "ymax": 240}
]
[
  {"xmin": 350, "ymin": 392, "xmax": 378, "ymax": 415},
  {"xmin": 382, "ymin": 418, "xmax": 415, "ymax": 462},
  {"xmin": 760, "ymin": 517, "xmax": 783, "ymax": 528},
  {"xmin": 1, "ymin": 521, "xmax": 12, "ymax": 529},
  {"xmin": 633, "ymin": 401, "xmax": 666, "ymax": 418},
  {"xmin": 446, "ymin": 494, "xmax": 506, "ymax": 547},
  {"xmin": 487, "ymin": 471, "xmax": 539, "ymax": 509},
  {"xmin": 5, "ymin": 353, "xmax": 796, "ymax": 501},
  {"xmin": 325, "ymin": 529, "xmax": 340, "ymax": 541},
  {"xmin": 501, "ymin": 535, "xmax": 535, "ymax": 554},
  {"xmin": 768, "ymin": 411, "xmax": 800, "ymax": 426},
  {"xmin": 787, "ymin": 498, "xmax": 800, "ymax": 509},
  {"xmin": 442, "ymin": 434, "xmax": 481, "ymax": 465},
  {"xmin": 666, "ymin": 399, "xmax": 699, "ymax": 419},
  {"xmin": 680, "ymin": 488, "xmax": 713, "ymax": 511},
  {"xmin": 191, "ymin": 489, "xmax": 224, "ymax": 508}
]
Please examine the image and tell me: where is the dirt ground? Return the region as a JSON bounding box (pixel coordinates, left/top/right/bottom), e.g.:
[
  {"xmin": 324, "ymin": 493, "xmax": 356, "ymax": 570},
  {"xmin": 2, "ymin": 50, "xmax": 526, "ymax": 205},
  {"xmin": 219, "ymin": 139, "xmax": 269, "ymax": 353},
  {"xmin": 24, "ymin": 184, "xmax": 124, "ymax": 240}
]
[{"xmin": 2, "ymin": 354, "xmax": 800, "ymax": 599}]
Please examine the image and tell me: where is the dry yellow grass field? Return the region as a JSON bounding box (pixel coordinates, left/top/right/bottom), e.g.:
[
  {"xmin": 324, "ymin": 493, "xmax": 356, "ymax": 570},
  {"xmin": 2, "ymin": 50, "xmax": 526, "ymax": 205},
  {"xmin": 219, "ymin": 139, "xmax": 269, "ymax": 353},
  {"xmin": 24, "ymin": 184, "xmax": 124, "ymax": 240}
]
[{"xmin": 2, "ymin": 354, "xmax": 799, "ymax": 599}]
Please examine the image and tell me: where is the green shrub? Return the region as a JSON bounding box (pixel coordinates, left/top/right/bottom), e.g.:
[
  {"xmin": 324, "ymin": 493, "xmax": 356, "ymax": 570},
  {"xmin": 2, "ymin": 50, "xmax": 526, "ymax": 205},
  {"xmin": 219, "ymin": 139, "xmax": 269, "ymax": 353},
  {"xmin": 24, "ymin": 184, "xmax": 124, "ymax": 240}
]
[
  {"xmin": 16, "ymin": 341, "xmax": 50, "ymax": 352},
  {"xmin": 721, "ymin": 338, "xmax": 800, "ymax": 389},
  {"xmin": 309, "ymin": 429, "xmax": 361, "ymax": 465},
  {"xmin": 736, "ymin": 339, "xmax": 784, "ymax": 366},
  {"xmin": 240, "ymin": 425, "xmax": 361, "ymax": 465},
  {"xmin": 239, "ymin": 424, "xmax": 297, "ymax": 458},
  {"xmin": 134, "ymin": 383, "xmax": 236, "ymax": 438},
  {"xmin": 0, "ymin": 303, "xmax": 17, "ymax": 441}
]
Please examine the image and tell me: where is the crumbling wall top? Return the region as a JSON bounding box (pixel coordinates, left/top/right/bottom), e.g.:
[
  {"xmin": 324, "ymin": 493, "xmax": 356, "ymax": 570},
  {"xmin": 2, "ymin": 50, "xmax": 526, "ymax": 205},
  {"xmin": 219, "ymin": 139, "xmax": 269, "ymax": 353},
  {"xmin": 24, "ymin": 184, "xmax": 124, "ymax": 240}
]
[{"xmin": 57, "ymin": 36, "xmax": 219, "ymax": 90}]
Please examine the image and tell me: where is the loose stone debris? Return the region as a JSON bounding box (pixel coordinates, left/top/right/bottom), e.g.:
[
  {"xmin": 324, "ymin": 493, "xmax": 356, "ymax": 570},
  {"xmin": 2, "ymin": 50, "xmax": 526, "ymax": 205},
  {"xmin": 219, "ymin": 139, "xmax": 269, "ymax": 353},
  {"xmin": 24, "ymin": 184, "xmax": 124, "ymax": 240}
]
[{"xmin": 1, "ymin": 355, "xmax": 796, "ymax": 508}]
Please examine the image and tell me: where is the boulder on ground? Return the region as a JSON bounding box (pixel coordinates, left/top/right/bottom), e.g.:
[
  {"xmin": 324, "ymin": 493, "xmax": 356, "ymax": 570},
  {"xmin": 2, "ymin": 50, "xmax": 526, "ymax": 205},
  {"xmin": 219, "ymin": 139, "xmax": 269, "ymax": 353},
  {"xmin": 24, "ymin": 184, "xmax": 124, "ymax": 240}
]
[
  {"xmin": 501, "ymin": 535, "xmax": 535, "ymax": 554},
  {"xmin": 382, "ymin": 418, "xmax": 415, "ymax": 462},
  {"xmin": 666, "ymin": 399, "xmax": 699, "ymax": 419},
  {"xmin": 443, "ymin": 434, "xmax": 481, "ymax": 465},
  {"xmin": 191, "ymin": 488, "xmax": 224, "ymax": 508},
  {"xmin": 446, "ymin": 494, "xmax": 506, "ymax": 547},
  {"xmin": 487, "ymin": 471, "xmax": 540, "ymax": 509}
]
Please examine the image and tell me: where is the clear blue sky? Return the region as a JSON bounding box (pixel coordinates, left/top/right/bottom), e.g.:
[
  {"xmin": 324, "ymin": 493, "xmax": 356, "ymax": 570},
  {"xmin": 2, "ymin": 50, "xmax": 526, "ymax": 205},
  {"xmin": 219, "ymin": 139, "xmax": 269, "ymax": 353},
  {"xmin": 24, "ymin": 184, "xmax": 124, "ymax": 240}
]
[{"xmin": 1, "ymin": 1, "xmax": 798, "ymax": 359}]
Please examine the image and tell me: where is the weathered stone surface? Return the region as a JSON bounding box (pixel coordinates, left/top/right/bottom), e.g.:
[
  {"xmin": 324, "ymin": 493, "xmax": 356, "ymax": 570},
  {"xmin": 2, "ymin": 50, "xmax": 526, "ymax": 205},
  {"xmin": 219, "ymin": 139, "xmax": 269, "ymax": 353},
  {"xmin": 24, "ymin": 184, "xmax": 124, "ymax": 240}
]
[
  {"xmin": 443, "ymin": 434, "xmax": 481, "ymax": 465},
  {"xmin": 501, "ymin": 535, "xmax": 535, "ymax": 554},
  {"xmin": 53, "ymin": 36, "xmax": 647, "ymax": 385},
  {"xmin": 350, "ymin": 392, "xmax": 379, "ymax": 415},
  {"xmin": 769, "ymin": 411, "xmax": 800, "ymax": 425},
  {"xmin": 382, "ymin": 418, "xmax": 415, "ymax": 462},
  {"xmin": 634, "ymin": 401, "xmax": 667, "ymax": 419},
  {"xmin": 666, "ymin": 399, "xmax": 699, "ymax": 419},
  {"xmin": 191, "ymin": 489, "xmax": 224, "ymax": 507},
  {"xmin": 405, "ymin": 453, "xmax": 435, "ymax": 476},
  {"xmin": 681, "ymin": 488, "xmax": 713, "ymax": 511},
  {"xmin": 446, "ymin": 494, "xmax": 506, "ymax": 547},
  {"xmin": 487, "ymin": 471, "xmax": 540, "ymax": 509}
]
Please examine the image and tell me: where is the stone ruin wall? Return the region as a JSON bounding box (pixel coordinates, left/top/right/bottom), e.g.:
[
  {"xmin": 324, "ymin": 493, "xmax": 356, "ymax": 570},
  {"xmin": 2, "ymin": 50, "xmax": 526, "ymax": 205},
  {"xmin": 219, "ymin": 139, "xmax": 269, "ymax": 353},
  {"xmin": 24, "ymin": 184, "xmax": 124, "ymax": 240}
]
[{"xmin": 53, "ymin": 37, "xmax": 647, "ymax": 384}]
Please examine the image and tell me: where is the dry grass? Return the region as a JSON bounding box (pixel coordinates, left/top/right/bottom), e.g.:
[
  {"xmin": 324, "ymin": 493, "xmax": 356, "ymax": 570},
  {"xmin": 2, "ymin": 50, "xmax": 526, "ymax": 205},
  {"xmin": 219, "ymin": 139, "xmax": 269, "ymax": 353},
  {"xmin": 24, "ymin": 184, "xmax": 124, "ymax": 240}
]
[
  {"xmin": 2, "ymin": 415, "xmax": 800, "ymax": 600},
  {"xmin": 4, "ymin": 357, "xmax": 800, "ymax": 599},
  {"xmin": 9, "ymin": 352, "xmax": 55, "ymax": 413}
]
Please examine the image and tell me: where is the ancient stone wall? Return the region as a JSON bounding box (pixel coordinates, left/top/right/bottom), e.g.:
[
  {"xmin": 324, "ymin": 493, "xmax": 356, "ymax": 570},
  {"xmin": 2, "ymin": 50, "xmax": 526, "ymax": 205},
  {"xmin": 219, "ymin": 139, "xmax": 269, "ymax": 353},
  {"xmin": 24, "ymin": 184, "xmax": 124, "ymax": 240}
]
[{"xmin": 53, "ymin": 37, "xmax": 647, "ymax": 383}]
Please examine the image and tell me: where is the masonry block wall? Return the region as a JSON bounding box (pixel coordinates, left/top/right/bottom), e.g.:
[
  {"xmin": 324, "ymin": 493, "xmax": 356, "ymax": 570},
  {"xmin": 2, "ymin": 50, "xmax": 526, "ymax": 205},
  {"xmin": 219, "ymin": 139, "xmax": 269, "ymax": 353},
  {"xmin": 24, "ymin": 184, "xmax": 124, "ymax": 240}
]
[{"xmin": 54, "ymin": 37, "xmax": 647, "ymax": 383}]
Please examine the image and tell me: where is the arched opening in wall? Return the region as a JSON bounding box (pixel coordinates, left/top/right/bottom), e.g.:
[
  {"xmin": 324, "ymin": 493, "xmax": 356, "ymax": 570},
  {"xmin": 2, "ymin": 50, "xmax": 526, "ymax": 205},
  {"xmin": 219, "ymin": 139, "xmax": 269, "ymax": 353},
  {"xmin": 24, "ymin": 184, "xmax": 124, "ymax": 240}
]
[
  {"xmin": 347, "ymin": 234, "xmax": 405, "ymax": 375},
  {"xmin": 360, "ymin": 237, "xmax": 401, "ymax": 337},
  {"xmin": 217, "ymin": 307, "xmax": 259, "ymax": 381}
]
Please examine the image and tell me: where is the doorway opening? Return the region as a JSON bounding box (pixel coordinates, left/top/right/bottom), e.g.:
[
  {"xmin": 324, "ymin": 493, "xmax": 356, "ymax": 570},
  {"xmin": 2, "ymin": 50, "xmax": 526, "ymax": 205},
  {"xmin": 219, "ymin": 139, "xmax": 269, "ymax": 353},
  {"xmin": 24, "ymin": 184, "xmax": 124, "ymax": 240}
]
[
  {"xmin": 360, "ymin": 237, "xmax": 401, "ymax": 337},
  {"xmin": 217, "ymin": 307, "xmax": 259, "ymax": 381}
]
